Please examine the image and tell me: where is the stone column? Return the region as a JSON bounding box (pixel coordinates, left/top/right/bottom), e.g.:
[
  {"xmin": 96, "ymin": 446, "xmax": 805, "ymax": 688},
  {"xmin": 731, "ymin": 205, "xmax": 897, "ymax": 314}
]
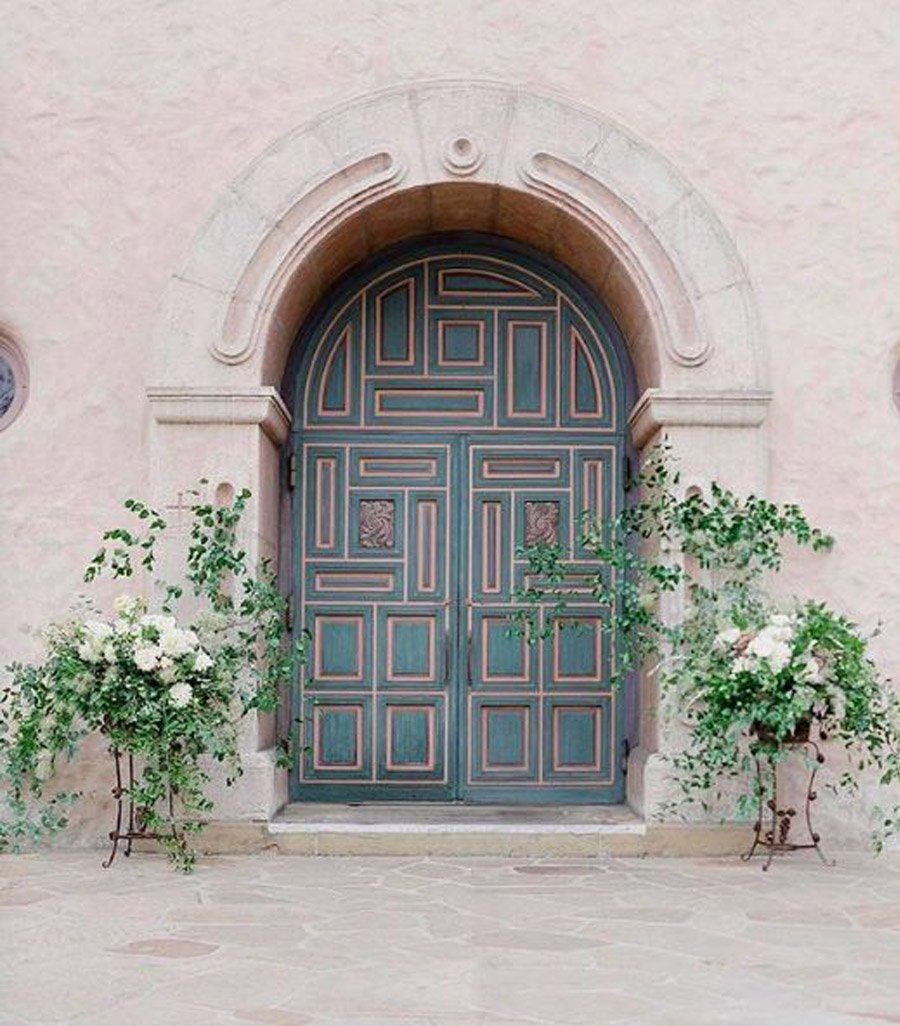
[
  {"xmin": 147, "ymin": 386, "xmax": 291, "ymax": 821},
  {"xmin": 625, "ymin": 388, "xmax": 771, "ymax": 817}
]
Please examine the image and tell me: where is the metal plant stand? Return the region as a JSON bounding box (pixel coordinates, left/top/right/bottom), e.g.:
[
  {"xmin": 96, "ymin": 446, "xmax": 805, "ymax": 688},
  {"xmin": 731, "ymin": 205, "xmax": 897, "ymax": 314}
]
[
  {"xmin": 102, "ymin": 746, "xmax": 174, "ymax": 868},
  {"xmin": 742, "ymin": 734, "xmax": 833, "ymax": 871}
]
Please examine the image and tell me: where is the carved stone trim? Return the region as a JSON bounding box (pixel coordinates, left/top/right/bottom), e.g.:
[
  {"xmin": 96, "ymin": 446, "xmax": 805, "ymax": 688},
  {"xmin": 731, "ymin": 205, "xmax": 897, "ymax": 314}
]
[
  {"xmin": 147, "ymin": 386, "xmax": 291, "ymax": 445},
  {"xmin": 629, "ymin": 388, "xmax": 772, "ymax": 449},
  {"xmin": 441, "ymin": 134, "xmax": 484, "ymax": 176}
]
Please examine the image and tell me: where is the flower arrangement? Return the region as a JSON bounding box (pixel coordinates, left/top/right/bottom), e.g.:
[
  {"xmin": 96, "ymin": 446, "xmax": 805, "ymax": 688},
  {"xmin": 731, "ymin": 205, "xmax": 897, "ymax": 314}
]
[
  {"xmin": 1, "ymin": 486, "xmax": 305, "ymax": 871},
  {"xmin": 710, "ymin": 606, "xmax": 853, "ymax": 739}
]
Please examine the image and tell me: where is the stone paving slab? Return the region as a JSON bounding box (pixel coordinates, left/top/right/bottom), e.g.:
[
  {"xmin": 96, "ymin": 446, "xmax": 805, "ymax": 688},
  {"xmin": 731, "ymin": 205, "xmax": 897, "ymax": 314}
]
[{"xmin": 2, "ymin": 851, "xmax": 900, "ymax": 1025}]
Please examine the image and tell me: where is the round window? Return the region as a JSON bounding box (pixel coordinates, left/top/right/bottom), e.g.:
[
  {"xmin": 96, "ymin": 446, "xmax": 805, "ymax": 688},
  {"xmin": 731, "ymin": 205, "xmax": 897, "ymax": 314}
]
[{"xmin": 0, "ymin": 338, "xmax": 27, "ymax": 430}]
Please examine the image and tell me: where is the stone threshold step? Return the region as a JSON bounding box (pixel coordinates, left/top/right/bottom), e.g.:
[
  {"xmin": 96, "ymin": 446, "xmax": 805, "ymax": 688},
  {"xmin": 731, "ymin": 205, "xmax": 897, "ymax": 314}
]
[
  {"xmin": 190, "ymin": 805, "xmax": 753, "ymax": 858},
  {"xmin": 269, "ymin": 802, "xmax": 644, "ymax": 835}
]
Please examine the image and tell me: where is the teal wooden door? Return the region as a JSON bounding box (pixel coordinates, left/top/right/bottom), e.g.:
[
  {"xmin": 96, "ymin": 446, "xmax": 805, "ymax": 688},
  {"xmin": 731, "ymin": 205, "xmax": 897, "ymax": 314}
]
[{"xmin": 289, "ymin": 237, "xmax": 632, "ymax": 803}]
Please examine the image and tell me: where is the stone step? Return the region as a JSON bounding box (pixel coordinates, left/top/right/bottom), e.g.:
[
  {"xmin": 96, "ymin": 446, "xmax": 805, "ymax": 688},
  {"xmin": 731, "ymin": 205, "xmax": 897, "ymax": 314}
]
[{"xmin": 191, "ymin": 804, "xmax": 752, "ymax": 858}]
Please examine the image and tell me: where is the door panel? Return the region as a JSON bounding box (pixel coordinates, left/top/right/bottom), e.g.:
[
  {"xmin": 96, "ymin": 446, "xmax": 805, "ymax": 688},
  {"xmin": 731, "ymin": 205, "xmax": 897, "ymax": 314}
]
[
  {"xmin": 461, "ymin": 440, "xmax": 619, "ymax": 801},
  {"xmin": 300, "ymin": 439, "xmax": 456, "ymax": 799}
]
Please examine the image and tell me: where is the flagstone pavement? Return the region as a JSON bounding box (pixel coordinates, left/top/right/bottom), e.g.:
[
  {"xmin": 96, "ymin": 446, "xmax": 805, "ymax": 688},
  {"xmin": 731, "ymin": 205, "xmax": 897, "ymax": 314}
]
[{"xmin": 3, "ymin": 851, "xmax": 900, "ymax": 1026}]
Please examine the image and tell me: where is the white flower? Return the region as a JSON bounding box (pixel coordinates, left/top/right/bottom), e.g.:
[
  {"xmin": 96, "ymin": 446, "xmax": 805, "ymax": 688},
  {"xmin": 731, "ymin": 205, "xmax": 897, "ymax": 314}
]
[
  {"xmin": 767, "ymin": 614, "xmax": 795, "ymax": 643},
  {"xmin": 84, "ymin": 620, "xmax": 113, "ymax": 641},
  {"xmin": 134, "ymin": 645, "xmax": 161, "ymax": 672},
  {"xmin": 746, "ymin": 633, "xmax": 776, "ymax": 660},
  {"xmin": 193, "ymin": 649, "xmax": 213, "ymax": 672},
  {"xmin": 140, "ymin": 614, "xmax": 177, "ymax": 632},
  {"xmin": 768, "ymin": 642, "xmax": 792, "ymax": 673},
  {"xmin": 714, "ymin": 627, "xmax": 742, "ymax": 650},
  {"xmin": 732, "ymin": 656, "xmax": 752, "ymax": 675},
  {"xmin": 77, "ymin": 640, "xmax": 102, "ymax": 664},
  {"xmin": 102, "ymin": 642, "xmax": 117, "ymax": 664},
  {"xmin": 159, "ymin": 628, "xmax": 195, "ymax": 658},
  {"xmin": 168, "ymin": 682, "xmax": 193, "ymax": 708},
  {"xmin": 113, "ymin": 595, "xmax": 139, "ymax": 616},
  {"xmin": 799, "ymin": 656, "xmax": 823, "ymax": 684},
  {"xmin": 158, "ymin": 657, "xmax": 177, "ymax": 684},
  {"xmin": 158, "ymin": 630, "xmax": 184, "ymax": 657}
]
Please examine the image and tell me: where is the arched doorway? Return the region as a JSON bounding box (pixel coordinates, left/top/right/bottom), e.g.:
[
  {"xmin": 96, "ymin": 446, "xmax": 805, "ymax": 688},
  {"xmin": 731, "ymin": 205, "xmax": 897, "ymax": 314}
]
[
  {"xmin": 150, "ymin": 82, "xmax": 769, "ymax": 823},
  {"xmin": 286, "ymin": 234, "xmax": 636, "ymax": 802}
]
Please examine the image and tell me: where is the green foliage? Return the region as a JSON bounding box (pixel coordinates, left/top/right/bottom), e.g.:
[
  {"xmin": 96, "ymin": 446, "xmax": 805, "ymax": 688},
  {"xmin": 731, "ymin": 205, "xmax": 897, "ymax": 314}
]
[
  {"xmin": 515, "ymin": 442, "xmax": 900, "ymax": 849},
  {"xmin": 1, "ymin": 485, "xmax": 307, "ymax": 871}
]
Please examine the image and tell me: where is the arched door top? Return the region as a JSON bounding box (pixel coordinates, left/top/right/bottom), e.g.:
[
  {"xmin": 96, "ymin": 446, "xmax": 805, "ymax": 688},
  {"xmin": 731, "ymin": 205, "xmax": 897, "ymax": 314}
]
[{"xmin": 288, "ymin": 234, "xmax": 636, "ymax": 435}]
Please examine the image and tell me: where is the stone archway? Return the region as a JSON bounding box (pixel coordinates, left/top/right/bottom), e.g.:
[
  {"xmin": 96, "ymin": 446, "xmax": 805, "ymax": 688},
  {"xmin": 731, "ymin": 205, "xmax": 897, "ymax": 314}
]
[{"xmin": 147, "ymin": 82, "xmax": 770, "ymax": 822}]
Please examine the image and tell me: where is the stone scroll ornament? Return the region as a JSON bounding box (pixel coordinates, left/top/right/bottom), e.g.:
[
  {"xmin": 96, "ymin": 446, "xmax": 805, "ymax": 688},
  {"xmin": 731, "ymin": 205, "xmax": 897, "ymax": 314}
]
[{"xmin": 359, "ymin": 499, "xmax": 396, "ymax": 549}]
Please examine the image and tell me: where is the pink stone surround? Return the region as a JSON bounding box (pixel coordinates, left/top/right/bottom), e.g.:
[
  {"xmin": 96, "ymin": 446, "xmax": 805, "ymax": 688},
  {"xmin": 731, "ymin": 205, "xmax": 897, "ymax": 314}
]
[{"xmin": 2, "ymin": 3, "xmax": 898, "ymax": 849}]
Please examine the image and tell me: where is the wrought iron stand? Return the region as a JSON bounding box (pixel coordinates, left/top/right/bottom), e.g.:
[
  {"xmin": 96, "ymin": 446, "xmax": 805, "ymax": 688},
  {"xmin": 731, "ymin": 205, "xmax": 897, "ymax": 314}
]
[
  {"xmin": 102, "ymin": 746, "xmax": 164, "ymax": 868},
  {"xmin": 742, "ymin": 734, "xmax": 834, "ymax": 871}
]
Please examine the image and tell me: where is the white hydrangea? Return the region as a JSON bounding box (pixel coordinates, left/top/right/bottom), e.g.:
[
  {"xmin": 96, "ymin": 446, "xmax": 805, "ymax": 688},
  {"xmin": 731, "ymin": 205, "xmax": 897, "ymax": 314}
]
[
  {"xmin": 140, "ymin": 614, "xmax": 177, "ymax": 633},
  {"xmin": 158, "ymin": 656, "xmax": 177, "ymax": 684},
  {"xmin": 193, "ymin": 649, "xmax": 213, "ymax": 672},
  {"xmin": 84, "ymin": 620, "xmax": 113, "ymax": 641},
  {"xmin": 159, "ymin": 628, "xmax": 196, "ymax": 659},
  {"xmin": 113, "ymin": 595, "xmax": 139, "ymax": 616},
  {"xmin": 134, "ymin": 645, "xmax": 162, "ymax": 672},
  {"xmin": 77, "ymin": 640, "xmax": 102, "ymax": 664},
  {"xmin": 102, "ymin": 642, "xmax": 117, "ymax": 664},
  {"xmin": 168, "ymin": 682, "xmax": 193, "ymax": 708}
]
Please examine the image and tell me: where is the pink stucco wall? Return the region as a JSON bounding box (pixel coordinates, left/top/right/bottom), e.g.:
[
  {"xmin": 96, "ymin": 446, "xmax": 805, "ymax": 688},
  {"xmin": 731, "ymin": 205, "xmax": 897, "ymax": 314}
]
[{"xmin": 2, "ymin": 2, "xmax": 899, "ymax": 844}]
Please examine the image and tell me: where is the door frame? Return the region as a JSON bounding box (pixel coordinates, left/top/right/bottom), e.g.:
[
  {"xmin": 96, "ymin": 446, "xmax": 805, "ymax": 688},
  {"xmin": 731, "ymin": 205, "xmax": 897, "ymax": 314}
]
[{"xmin": 286, "ymin": 233, "xmax": 638, "ymax": 804}]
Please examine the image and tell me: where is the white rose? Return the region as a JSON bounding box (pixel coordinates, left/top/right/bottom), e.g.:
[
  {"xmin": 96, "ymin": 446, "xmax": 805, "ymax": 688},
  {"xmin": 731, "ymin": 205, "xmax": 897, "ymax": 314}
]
[
  {"xmin": 168, "ymin": 682, "xmax": 193, "ymax": 709},
  {"xmin": 134, "ymin": 645, "xmax": 161, "ymax": 672},
  {"xmin": 193, "ymin": 649, "xmax": 213, "ymax": 672},
  {"xmin": 158, "ymin": 657, "xmax": 177, "ymax": 684},
  {"xmin": 747, "ymin": 633, "xmax": 776, "ymax": 660},
  {"xmin": 767, "ymin": 615, "xmax": 795, "ymax": 643},
  {"xmin": 714, "ymin": 627, "xmax": 742, "ymax": 650},
  {"xmin": 767, "ymin": 642, "xmax": 792, "ymax": 673}
]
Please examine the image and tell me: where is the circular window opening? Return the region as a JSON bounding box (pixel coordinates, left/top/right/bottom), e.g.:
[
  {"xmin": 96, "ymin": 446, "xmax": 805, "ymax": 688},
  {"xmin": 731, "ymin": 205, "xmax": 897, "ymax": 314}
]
[{"xmin": 0, "ymin": 337, "xmax": 28, "ymax": 430}]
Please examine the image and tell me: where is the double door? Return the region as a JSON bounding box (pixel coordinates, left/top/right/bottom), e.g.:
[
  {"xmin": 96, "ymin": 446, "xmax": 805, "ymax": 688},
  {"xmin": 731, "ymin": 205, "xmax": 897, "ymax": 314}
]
[{"xmin": 296, "ymin": 432, "xmax": 622, "ymax": 802}]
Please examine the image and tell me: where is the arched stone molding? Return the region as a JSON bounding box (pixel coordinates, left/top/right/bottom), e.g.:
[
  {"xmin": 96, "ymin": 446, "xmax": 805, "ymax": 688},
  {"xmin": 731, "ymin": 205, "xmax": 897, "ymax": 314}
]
[
  {"xmin": 152, "ymin": 81, "xmax": 765, "ymax": 396},
  {"xmin": 148, "ymin": 82, "xmax": 772, "ymax": 822}
]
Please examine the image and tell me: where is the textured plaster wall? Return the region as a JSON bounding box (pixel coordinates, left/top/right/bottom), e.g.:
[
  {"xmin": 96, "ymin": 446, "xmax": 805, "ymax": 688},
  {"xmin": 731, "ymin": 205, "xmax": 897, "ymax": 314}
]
[{"xmin": 2, "ymin": 1, "xmax": 900, "ymax": 843}]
